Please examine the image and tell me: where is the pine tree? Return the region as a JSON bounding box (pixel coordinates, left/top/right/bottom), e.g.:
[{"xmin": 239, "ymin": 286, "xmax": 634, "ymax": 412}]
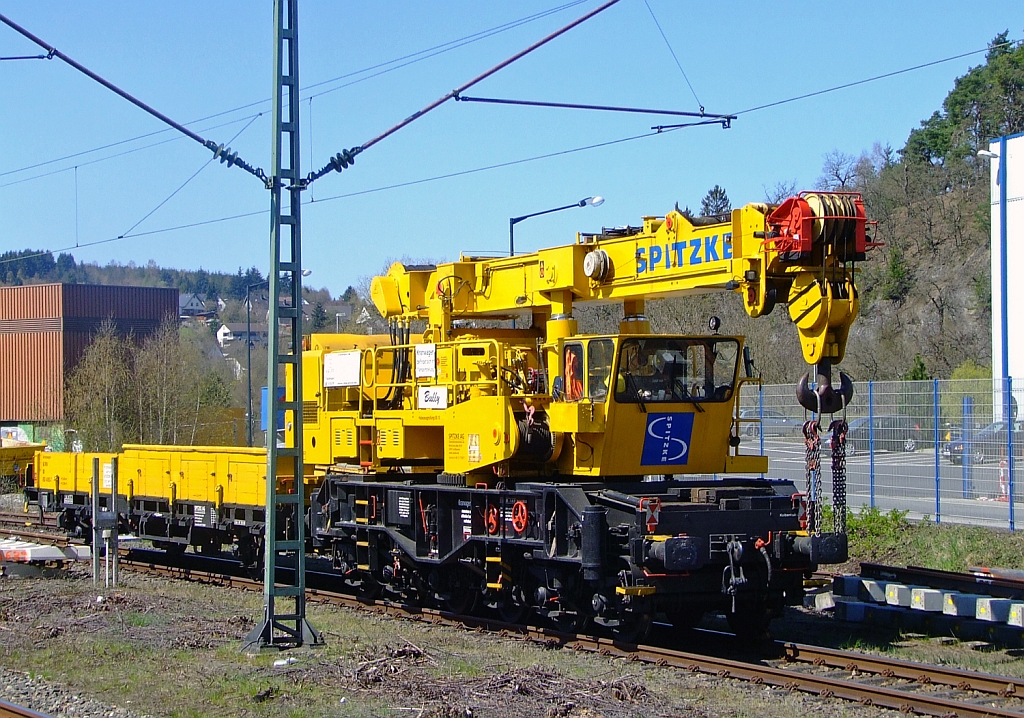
[{"xmin": 700, "ymin": 185, "xmax": 731, "ymax": 216}]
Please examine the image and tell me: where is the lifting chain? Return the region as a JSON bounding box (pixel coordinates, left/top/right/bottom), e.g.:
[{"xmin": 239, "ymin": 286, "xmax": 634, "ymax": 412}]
[
  {"xmin": 829, "ymin": 419, "xmax": 848, "ymax": 535},
  {"xmin": 802, "ymin": 420, "xmax": 822, "ymax": 535}
]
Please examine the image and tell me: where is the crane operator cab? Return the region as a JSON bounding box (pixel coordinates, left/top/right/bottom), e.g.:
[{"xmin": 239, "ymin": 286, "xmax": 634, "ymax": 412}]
[{"xmin": 548, "ymin": 334, "xmax": 755, "ymax": 478}]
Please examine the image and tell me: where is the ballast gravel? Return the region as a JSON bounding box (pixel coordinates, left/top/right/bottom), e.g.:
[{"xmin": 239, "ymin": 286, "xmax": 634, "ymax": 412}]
[{"xmin": 0, "ymin": 666, "xmax": 148, "ymax": 718}]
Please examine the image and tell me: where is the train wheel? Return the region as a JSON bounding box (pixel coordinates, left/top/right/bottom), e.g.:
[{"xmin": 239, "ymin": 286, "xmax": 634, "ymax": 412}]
[
  {"xmin": 441, "ymin": 589, "xmax": 477, "ymax": 616},
  {"xmin": 609, "ymin": 611, "xmax": 653, "ymax": 644},
  {"xmin": 495, "ymin": 587, "xmax": 531, "ymax": 625},
  {"xmin": 345, "ymin": 574, "xmax": 381, "ymax": 602}
]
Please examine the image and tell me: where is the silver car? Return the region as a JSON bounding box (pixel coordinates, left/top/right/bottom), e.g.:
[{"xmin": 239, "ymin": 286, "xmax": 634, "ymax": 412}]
[{"xmin": 739, "ymin": 408, "xmax": 802, "ymax": 437}]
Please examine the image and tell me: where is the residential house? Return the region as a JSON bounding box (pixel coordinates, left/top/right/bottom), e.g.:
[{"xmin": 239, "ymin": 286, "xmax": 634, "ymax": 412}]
[{"xmin": 217, "ymin": 323, "xmax": 269, "ymax": 348}]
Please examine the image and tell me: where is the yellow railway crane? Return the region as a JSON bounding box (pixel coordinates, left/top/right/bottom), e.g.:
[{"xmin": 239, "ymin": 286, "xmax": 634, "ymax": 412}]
[{"xmin": 292, "ymin": 192, "xmax": 872, "ymax": 639}]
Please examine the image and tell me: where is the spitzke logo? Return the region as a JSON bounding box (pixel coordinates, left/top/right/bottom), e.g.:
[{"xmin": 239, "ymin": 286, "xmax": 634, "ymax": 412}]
[{"xmin": 640, "ymin": 412, "xmax": 695, "ymax": 466}]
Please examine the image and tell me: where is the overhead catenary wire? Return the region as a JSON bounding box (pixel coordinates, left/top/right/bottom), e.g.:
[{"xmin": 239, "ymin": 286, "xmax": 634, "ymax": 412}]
[
  {"xmin": 0, "ymin": 114, "xmax": 264, "ymax": 189},
  {"xmin": 0, "ymin": 124, "xmax": 673, "ymax": 267},
  {"xmin": 301, "ymin": 0, "xmax": 589, "ymax": 102},
  {"xmin": 119, "ymin": 114, "xmax": 261, "ymax": 237},
  {"xmin": 0, "ymin": 50, "xmax": 53, "ymax": 60},
  {"xmin": 642, "ymin": 0, "xmax": 703, "ymax": 113},
  {"xmin": 0, "ymin": 0, "xmax": 589, "ymax": 181},
  {"xmin": 733, "ymin": 40, "xmax": 1015, "ymax": 116},
  {"xmin": 453, "ymin": 95, "xmax": 734, "ymax": 122},
  {"xmin": 308, "ymin": 0, "xmax": 624, "ymax": 182},
  {"xmin": 1, "ymin": 32, "xmax": 1017, "ymax": 269},
  {"xmin": 0, "ymin": 11, "xmax": 266, "ymax": 183}
]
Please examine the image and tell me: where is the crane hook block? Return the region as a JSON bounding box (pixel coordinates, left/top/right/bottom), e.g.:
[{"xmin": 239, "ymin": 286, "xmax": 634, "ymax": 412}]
[{"xmin": 796, "ymin": 370, "xmax": 854, "ymax": 415}]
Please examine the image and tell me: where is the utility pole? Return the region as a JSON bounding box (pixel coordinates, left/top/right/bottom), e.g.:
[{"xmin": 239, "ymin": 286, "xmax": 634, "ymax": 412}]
[{"xmin": 243, "ymin": 0, "xmax": 321, "ymax": 651}]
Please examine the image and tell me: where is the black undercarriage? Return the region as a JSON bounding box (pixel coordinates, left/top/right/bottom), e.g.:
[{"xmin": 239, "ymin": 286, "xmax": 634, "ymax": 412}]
[
  {"xmin": 307, "ymin": 474, "xmax": 846, "ymax": 638},
  {"xmin": 27, "ymin": 473, "xmax": 846, "ymax": 640}
]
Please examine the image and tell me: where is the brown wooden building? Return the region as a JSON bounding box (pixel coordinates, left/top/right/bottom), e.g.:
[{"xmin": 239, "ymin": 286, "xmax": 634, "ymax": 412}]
[{"xmin": 0, "ymin": 283, "xmax": 178, "ymax": 422}]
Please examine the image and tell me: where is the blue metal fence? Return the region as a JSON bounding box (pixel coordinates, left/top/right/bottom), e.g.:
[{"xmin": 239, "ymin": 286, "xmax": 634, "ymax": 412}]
[{"xmin": 739, "ymin": 378, "xmax": 1023, "ymax": 530}]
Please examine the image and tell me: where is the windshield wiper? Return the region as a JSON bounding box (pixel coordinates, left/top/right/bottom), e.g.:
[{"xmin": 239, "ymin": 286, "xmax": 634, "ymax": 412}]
[{"xmin": 623, "ymin": 371, "xmax": 646, "ymax": 414}]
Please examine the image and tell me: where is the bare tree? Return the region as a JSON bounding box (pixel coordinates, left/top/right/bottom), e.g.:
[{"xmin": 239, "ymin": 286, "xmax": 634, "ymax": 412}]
[
  {"xmin": 816, "ymin": 150, "xmax": 858, "ymax": 190},
  {"xmin": 763, "ymin": 180, "xmax": 797, "ymax": 205},
  {"xmin": 65, "ymin": 322, "xmax": 133, "ymax": 452}
]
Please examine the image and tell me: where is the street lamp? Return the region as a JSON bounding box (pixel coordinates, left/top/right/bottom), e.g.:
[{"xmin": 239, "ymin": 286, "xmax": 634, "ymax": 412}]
[
  {"xmin": 246, "ymin": 269, "xmax": 311, "ymax": 447},
  {"xmin": 509, "ymin": 195, "xmax": 604, "ymax": 256},
  {"xmin": 245, "ymin": 280, "xmax": 268, "ymax": 447}
]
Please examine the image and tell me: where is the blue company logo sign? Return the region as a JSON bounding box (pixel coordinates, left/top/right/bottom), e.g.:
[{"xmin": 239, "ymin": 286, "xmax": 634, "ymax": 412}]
[
  {"xmin": 640, "ymin": 412, "xmax": 695, "ymax": 466},
  {"xmin": 636, "ymin": 232, "xmax": 733, "ymax": 274}
]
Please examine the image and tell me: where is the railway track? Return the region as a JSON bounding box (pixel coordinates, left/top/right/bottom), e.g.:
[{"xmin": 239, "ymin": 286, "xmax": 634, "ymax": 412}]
[
  {"xmin": 113, "ymin": 548, "xmax": 1024, "ymax": 718},
  {"xmin": 6, "ymin": 523, "xmax": 1024, "ymax": 717},
  {"xmin": 0, "ymin": 699, "xmax": 50, "ymax": 718},
  {"xmin": 0, "ymin": 510, "xmax": 55, "ymax": 531}
]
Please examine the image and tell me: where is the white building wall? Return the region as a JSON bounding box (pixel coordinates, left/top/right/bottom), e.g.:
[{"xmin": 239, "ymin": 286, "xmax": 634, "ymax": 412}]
[{"xmin": 990, "ymin": 133, "xmax": 1024, "ymax": 420}]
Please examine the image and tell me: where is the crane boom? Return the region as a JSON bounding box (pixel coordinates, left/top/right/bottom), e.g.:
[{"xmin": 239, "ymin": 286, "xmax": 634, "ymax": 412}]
[{"xmin": 372, "ymin": 192, "xmax": 873, "ymax": 412}]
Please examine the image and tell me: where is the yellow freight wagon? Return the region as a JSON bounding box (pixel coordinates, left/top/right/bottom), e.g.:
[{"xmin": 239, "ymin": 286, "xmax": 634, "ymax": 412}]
[
  {"xmin": 26, "ymin": 445, "xmax": 310, "ymax": 563},
  {"xmin": 0, "ymin": 441, "xmax": 44, "ymax": 487},
  {"xmin": 32, "ymin": 450, "xmax": 117, "ymax": 511}
]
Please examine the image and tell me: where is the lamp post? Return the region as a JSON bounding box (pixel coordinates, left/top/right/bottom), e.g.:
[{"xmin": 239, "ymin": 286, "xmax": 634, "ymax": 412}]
[
  {"xmin": 509, "ymin": 195, "xmax": 604, "ymax": 256},
  {"xmin": 246, "ymin": 269, "xmax": 310, "ymax": 447},
  {"xmin": 245, "ymin": 280, "xmax": 269, "ymax": 447}
]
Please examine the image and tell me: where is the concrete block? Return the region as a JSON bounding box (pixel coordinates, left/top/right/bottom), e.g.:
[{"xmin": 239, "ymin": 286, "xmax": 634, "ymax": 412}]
[
  {"xmin": 814, "ymin": 592, "xmax": 836, "ymax": 611},
  {"xmin": 1008, "ymin": 603, "xmax": 1024, "ymax": 628},
  {"xmin": 864, "ymin": 603, "xmax": 903, "ymax": 627},
  {"xmin": 885, "ymin": 583, "xmax": 915, "ymax": 607},
  {"xmin": 944, "ymin": 593, "xmax": 983, "ymax": 616},
  {"xmin": 977, "ymin": 597, "xmax": 1013, "ymax": 622},
  {"xmin": 835, "ymin": 600, "xmax": 866, "ymax": 622},
  {"xmin": 832, "ymin": 575, "xmax": 862, "ymax": 597},
  {"xmin": 859, "ymin": 579, "xmax": 888, "ymax": 603},
  {"xmin": 911, "ymin": 588, "xmax": 944, "ymax": 612}
]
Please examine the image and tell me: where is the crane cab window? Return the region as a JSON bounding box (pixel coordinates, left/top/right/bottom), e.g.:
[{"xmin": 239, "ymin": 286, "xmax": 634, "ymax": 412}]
[
  {"xmin": 588, "ymin": 339, "xmax": 614, "ymax": 401},
  {"xmin": 614, "ymin": 337, "xmax": 739, "ymax": 404},
  {"xmin": 563, "ymin": 343, "xmax": 584, "ymax": 401}
]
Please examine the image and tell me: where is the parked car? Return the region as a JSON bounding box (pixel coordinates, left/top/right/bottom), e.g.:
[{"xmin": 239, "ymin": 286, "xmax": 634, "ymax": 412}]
[
  {"xmin": 739, "ymin": 408, "xmax": 802, "ymax": 437},
  {"xmin": 943, "ymin": 421, "xmax": 1024, "ymax": 465},
  {"xmin": 842, "ymin": 415, "xmax": 926, "ymax": 453}
]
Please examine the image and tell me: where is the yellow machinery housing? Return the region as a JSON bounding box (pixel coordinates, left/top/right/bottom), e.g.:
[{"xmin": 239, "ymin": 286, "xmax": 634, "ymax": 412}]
[{"xmin": 297, "ymin": 194, "xmax": 870, "ymax": 483}]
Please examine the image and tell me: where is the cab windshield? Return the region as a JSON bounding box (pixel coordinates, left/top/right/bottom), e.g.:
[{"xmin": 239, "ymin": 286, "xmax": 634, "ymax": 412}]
[{"xmin": 614, "ymin": 337, "xmax": 738, "ymax": 404}]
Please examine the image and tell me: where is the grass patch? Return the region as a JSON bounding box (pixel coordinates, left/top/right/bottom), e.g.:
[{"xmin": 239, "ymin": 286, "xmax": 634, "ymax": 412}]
[{"xmin": 826, "ymin": 504, "xmax": 1024, "ymax": 571}]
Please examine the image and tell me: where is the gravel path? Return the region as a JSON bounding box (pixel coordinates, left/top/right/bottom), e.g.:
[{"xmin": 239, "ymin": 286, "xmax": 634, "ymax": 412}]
[
  {"xmin": 0, "ymin": 492, "xmax": 24, "ymax": 511},
  {"xmin": 0, "ymin": 667, "xmax": 148, "ymax": 718}
]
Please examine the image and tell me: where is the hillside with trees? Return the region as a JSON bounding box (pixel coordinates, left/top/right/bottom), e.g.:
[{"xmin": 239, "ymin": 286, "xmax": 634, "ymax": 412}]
[{"xmin": 611, "ymin": 34, "xmax": 1022, "ymax": 385}]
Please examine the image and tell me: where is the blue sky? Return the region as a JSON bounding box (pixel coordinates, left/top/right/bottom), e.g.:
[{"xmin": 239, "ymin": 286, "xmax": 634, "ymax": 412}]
[{"xmin": 2, "ymin": 1, "xmax": 1022, "ymax": 297}]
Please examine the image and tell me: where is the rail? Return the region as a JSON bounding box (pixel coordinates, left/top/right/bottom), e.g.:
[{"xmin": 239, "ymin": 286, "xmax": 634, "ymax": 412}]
[{"xmin": 0, "ymin": 699, "xmax": 51, "ymax": 718}]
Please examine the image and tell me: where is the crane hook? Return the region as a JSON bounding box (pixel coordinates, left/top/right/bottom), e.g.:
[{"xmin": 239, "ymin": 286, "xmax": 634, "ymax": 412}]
[{"xmin": 796, "ymin": 359, "xmax": 854, "ymax": 414}]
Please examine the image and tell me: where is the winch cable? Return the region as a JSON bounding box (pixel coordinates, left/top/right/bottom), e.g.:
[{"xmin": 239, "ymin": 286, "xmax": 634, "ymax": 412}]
[{"xmin": 802, "ymin": 419, "xmax": 822, "ymax": 536}]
